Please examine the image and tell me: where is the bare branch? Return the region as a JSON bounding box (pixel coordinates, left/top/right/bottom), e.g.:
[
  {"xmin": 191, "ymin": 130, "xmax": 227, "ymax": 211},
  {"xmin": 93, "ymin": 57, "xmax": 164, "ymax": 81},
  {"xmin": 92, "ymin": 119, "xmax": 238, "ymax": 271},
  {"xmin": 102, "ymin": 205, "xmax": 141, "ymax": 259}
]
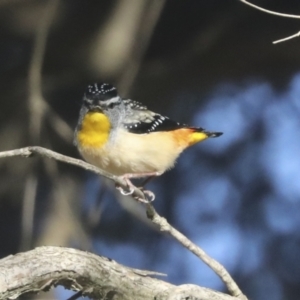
[
  {"xmin": 0, "ymin": 146, "xmax": 147, "ymax": 201},
  {"xmin": 0, "ymin": 246, "xmax": 237, "ymax": 300},
  {"xmin": 240, "ymin": 0, "xmax": 300, "ymax": 44},
  {"xmin": 273, "ymin": 31, "xmax": 300, "ymax": 44},
  {"xmin": 239, "ymin": 0, "xmax": 300, "ymax": 19},
  {"xmin": 146, "ymin": 204, "xmax": 248, "ymax": 300}
]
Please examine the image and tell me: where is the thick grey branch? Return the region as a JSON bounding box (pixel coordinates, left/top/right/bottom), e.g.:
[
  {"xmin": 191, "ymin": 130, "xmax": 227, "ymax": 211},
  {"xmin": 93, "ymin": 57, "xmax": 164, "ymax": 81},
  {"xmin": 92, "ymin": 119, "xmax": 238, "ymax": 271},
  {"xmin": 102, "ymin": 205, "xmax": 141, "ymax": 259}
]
[{"xmin": 0, "ymin": 246, "xmax": 237, "ymax": 300}]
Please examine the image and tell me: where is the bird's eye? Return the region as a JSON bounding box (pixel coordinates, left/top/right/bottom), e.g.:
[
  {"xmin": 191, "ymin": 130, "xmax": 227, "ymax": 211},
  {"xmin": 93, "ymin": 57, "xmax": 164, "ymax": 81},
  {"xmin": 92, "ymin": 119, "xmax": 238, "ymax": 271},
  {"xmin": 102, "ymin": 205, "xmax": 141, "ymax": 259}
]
[{"xmin": 108, "ymin": 103, "xmax": 114, "ymax": 109}]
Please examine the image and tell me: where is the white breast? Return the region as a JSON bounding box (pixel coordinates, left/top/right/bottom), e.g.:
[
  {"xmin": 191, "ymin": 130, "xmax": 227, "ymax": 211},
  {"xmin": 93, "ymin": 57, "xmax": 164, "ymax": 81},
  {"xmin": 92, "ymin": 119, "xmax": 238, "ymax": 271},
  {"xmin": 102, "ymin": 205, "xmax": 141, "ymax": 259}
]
[{"xmin": 78, "ymin": 128, "xmax": 186, "ymax": 176}]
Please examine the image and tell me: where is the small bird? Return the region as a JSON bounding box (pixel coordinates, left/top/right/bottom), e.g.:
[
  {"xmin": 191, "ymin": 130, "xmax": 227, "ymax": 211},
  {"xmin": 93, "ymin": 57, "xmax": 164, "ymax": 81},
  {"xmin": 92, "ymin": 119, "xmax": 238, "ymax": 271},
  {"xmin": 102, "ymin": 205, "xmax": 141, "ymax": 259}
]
[{"xmin": 74, "ymin": 83, "xmax": 222, "ymax": 202}]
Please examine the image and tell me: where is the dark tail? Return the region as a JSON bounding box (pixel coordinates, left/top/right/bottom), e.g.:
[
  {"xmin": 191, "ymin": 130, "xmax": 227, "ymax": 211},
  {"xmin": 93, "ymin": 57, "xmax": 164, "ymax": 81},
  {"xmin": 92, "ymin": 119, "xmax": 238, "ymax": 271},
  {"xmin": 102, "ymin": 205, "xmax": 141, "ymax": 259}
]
[
  {"xmin": 192, "ymin": 127, "xmax": 223, "ymax": 138},
  {"xmin": 204, "ymin": 131, "xmax": 223, "ymax": 138}
]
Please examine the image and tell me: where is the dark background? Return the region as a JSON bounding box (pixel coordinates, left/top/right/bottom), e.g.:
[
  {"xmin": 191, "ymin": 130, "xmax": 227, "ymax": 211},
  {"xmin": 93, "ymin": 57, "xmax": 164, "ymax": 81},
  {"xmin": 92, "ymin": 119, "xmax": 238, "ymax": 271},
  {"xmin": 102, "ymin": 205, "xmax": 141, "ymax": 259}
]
[{"xmin": 0, "ymin": 0, "xmax": 300, "ymax": 299}]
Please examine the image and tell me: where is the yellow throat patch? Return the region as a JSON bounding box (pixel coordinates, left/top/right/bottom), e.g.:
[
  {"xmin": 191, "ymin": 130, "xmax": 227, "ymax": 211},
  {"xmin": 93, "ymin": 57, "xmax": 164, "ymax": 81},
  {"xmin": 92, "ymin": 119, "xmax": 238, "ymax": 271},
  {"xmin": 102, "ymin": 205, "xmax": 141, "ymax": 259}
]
[{"xmin": 77, "ymin": 112, "xmax": 110, "ymax": 148}]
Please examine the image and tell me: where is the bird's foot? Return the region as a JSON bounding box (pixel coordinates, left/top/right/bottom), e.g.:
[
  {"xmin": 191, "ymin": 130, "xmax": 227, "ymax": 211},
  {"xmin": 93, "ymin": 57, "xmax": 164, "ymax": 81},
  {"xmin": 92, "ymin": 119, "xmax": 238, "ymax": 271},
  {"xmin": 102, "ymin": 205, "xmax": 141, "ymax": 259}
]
[
  {"xmin": 116, "ymin": 174, "xmax": 157, "ymax": 203},
  {"xmin": 140, "ymin": 189, "xmax": 155, "ymax": 202},
  {"xmin": 115, "ymin": 176, "xmax": 135, "ymax": 196},
  {"xmin": 115, "ymin": 184, "xmax": 134, "ymax": 196}
]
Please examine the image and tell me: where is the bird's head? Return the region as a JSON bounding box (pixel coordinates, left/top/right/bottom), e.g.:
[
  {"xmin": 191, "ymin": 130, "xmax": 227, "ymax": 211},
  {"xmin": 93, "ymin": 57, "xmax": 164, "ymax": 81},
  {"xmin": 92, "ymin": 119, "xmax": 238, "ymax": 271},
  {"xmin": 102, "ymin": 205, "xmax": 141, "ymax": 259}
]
[{"xmin": 83, "ymin": 83, "xmax": 122, "ymax": 111}]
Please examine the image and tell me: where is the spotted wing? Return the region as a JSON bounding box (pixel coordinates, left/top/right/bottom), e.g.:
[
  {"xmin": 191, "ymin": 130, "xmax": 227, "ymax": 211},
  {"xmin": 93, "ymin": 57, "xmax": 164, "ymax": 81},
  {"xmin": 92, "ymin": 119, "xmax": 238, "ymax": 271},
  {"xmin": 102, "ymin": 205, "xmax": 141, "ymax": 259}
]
[
  {"xmin": 122, "ymin": 99, "xmax": 186, "ymax": 134},
  {"xmin": 123, "ymin": 99, "xmax": 148, "ymax": 111}
]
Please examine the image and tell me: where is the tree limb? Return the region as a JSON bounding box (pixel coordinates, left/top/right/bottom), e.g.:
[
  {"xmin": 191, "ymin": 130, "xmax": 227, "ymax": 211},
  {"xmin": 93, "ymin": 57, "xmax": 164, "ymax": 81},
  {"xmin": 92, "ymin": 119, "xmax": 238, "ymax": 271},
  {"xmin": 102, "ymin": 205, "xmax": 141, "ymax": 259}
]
[
  {"xmin": 239, "ymin": 0, "xmax": 300, "ymax": 44},
  {"xmin": 0, "ymin": 246, "xmax": 237, "ymax": 300},
  {"xmin": 239, "ymin": 0, "xmax": 300, "ymax": 19},
  {"xmin": 0, "ymin": 146, "xmax": 247, "ymax": 299},
  {"xmin": 273, "ymin": 31, "xmax": 300, "ymax": 44},
  {"xmin": 0, "ymin": 146, "xmax": 146, "ymax": 201},
  {"xmin": 146, "ymin": 204, "xmax": 247, "ymax": 300}
]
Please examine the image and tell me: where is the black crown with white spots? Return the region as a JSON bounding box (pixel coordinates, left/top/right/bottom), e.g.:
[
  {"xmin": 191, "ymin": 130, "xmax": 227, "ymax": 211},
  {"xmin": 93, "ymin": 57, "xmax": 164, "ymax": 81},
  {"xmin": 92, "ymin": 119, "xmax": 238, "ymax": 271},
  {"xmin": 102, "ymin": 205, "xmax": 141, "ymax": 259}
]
[{"xmin": 85, "ymin": 83, "xmax": 118, "ymax": 101}]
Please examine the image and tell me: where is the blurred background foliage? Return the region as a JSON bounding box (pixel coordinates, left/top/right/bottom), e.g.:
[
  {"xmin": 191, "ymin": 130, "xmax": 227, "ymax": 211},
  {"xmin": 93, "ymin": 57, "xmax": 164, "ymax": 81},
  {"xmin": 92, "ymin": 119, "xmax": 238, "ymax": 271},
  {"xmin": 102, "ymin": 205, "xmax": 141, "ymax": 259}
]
[{"xmin": 0, "ymin": 0, "xmax": 300, "ymax": 299}]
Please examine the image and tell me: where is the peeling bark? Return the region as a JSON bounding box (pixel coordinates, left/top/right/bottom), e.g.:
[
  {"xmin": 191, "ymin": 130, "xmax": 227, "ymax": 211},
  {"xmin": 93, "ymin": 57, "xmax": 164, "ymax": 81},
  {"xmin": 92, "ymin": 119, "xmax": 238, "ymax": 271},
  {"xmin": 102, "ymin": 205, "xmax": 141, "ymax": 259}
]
[{"xmin": 0, "ymin": 246, "xmax": 236, "ymax": 300}]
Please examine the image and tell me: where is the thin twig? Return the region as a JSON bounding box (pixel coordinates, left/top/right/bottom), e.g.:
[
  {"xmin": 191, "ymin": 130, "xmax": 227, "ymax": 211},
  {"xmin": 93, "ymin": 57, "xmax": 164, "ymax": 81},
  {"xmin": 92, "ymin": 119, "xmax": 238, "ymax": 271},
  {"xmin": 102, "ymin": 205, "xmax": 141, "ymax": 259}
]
[
  {"xmin": 0, "ymin": 146, "xmax": 146, "ymax": 201},
  {"xmin": 239, "ymin": 0, "xmax": 300, "ymax": 19},
  {"xmin": 240, "ymin": 0, "xmax": 300, "ymax": 44},
  {"xmin": 273, "ymin": 31, "xmax": 300, "ymax": 44},
  {"xmin": 146, "ymin": 204, "xmax": 248, "ymax": 300}
]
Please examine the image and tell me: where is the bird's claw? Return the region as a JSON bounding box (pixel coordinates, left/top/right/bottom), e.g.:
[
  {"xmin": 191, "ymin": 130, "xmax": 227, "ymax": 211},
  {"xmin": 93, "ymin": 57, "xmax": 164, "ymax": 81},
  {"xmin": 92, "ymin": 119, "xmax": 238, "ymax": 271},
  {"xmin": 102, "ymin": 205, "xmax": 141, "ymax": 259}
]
[
  {"xmin": 132, "ymin": 190, "xmax": 155, "ymax": 203},
  {"xmin": 115, "ymin": 178, "xmax": 155, "ymax": 203},
  {"xmin": 115, "ymin": 184, "xmax": 135, "ymax": 196},
  {"xmin": 139, "ymin": 188, "xmax": 155, "ymax": 202}
]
